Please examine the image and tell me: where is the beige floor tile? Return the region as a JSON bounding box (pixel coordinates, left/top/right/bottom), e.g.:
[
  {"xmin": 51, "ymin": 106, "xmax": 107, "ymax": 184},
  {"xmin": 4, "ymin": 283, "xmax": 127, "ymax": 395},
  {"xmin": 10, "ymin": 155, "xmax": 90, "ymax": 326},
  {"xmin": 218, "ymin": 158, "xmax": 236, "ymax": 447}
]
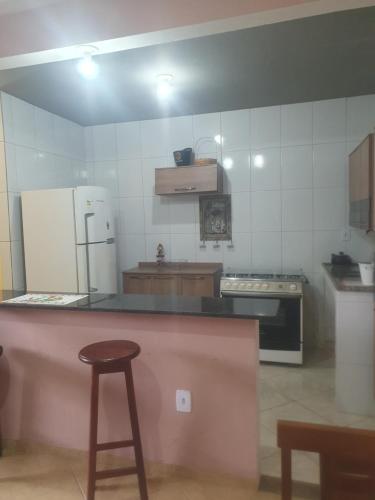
[
  {"xmin": 260, "ymin": 380, "xmax": 289, "ymax": 411},
  {"xmin": 261, "ymin": 449, "xmax": 320, "ymax": 485},
  {"xmin": 261, "ymin": 401, "xmax": 327, "ymax": 433}
]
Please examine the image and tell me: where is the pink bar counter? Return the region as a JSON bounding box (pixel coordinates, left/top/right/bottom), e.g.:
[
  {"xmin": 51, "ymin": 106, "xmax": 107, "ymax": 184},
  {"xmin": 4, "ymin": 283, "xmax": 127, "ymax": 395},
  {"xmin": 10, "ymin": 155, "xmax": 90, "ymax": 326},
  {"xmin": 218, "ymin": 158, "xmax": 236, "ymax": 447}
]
[{"xmin": 0, "ymin": 307, "xmax": 259, "ymax": 481}]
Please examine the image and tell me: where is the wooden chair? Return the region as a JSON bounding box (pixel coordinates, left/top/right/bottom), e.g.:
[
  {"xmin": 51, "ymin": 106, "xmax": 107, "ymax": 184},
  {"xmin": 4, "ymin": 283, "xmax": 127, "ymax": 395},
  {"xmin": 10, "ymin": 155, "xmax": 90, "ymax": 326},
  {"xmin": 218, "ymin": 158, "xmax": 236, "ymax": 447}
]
[{"xmin": 277, "ymin": 420, "xmax": 375, "ymax": 500}]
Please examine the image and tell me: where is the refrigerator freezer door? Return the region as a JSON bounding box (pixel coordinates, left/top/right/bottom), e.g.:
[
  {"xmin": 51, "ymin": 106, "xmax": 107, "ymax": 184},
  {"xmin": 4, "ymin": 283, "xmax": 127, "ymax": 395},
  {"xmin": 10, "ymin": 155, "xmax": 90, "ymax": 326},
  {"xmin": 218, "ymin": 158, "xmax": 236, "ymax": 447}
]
[
  {"xmin": 76, "ymin": 241, "xmax": 117, "ymax": 294},
  {"xmin": 75, "ymin": 186, "xmax": 115, "ymax": 244},
  {"xmin": 22, "ymin": 188, "xmax": 79, "ymax": 292}
]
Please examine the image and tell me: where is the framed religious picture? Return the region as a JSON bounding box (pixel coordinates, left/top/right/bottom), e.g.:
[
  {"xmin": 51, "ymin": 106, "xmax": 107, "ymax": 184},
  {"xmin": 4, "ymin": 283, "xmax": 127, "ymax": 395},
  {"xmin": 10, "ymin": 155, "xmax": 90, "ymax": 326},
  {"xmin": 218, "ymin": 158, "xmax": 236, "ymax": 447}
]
[{"xmin": 199, "ymin": 194, "xmax": 232, "ymax": 241}]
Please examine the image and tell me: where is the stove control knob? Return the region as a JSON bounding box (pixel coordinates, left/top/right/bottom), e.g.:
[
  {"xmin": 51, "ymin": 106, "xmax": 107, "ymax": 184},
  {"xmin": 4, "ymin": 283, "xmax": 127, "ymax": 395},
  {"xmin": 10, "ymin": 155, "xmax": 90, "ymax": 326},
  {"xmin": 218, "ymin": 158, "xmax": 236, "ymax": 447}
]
[
  {"xmin": 290, "ymin": 284, "xmax": 297, "ymax": 291},
  {"xmin": 246, "ymin": 283, "xmax": 253, "ymax": 290},
  {"xmin": 239, "ymin": 282, "xmax": 246, "ymax": 289},
  {"xmin": 231, "ymin": 282, "xmax": 239, "ymax": 290},
  {"xmin": 254, "ymin": 283, "xmax": 260, "ymax": 290},
  {"xmin": 262, "ymin": 283, "xmax": 269, "ymax": 290},
  {"xmin": 223, "ymin": 281, "xmax": 230, "ymax": 288}
]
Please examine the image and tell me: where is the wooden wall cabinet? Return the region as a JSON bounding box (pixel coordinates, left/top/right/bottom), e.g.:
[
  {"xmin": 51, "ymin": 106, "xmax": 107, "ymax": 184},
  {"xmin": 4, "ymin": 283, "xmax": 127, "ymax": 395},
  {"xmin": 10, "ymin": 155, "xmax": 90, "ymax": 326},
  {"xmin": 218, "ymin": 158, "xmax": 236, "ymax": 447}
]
[
  {"xmin": 349, "ymin": 133, "xmax": 374, "ymax": 230},
  {"xmin": 123, "ymin": 263, "xmax": 222, "ymax": 297},
  {"xmin": 155, "ymin": 164, "xmax": 223, "ymax": 195}
]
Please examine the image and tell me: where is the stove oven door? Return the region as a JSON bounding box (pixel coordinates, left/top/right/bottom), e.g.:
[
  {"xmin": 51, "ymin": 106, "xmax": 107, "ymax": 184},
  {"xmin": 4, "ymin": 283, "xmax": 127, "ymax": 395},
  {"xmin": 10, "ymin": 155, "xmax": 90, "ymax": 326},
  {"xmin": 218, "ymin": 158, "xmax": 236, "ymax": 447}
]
[{"xmin": 258, "ymin": 295, "xmax": 302, "ymax": 352}]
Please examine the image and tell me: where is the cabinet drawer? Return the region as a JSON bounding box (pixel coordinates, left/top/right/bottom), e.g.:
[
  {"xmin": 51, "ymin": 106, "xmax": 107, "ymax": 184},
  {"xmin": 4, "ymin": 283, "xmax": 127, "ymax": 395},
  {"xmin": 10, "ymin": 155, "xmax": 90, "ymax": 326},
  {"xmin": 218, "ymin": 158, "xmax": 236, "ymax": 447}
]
[
  {"xmin": 150, "ymin": 276, "xmax": 180, "ymax": 295},
  {"xmin": 123, "ymin": 275, "xmax": 152, "ymax": 294},
  {"xmin": 180, "ymin": 276, "xmax": 213, "ymax": 297},
  {"xmin": 155, "ymin": 165, "xmax": 223, "ymax": 195}
]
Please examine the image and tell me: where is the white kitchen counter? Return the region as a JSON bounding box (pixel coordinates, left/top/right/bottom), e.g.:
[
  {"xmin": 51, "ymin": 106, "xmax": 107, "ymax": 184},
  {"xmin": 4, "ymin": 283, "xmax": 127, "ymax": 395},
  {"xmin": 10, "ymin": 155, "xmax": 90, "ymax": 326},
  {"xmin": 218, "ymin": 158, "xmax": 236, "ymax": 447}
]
[{"xmin": 322, "ymin": 265, "xmax": 374, "ymax": 416}]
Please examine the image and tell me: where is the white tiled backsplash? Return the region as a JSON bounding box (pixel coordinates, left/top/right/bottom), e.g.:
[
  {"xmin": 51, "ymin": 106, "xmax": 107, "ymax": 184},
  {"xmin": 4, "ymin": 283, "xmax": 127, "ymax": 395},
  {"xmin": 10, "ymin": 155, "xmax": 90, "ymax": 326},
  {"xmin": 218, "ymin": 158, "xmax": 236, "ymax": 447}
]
[{"xmin": 1, "ymin": 91, "xmax": 375, "ymax": 344}]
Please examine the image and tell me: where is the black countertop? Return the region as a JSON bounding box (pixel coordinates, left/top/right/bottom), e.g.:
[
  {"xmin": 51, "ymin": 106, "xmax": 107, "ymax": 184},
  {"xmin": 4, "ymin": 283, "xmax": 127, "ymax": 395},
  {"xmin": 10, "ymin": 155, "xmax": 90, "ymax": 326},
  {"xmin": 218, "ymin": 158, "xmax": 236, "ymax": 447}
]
[
  {"xmin": 322, "ymin": 263, "xmax": 374, "ymax": 293},
  {"xmin": 0, "ymin": 290, "xmax": 280, "ymax": 320}
]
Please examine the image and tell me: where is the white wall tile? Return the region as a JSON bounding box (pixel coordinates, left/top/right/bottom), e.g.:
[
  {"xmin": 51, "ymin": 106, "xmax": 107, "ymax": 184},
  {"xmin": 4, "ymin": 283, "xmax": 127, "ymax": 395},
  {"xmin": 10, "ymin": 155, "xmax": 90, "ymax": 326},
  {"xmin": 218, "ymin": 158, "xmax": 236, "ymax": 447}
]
[
  {"xmin": 53, "ymin": 115, "xmax": 70, "ymax": 157},
  {"xmin": 193, "ymin": 113, "xmax": 221, "ymax": 155},
  {"xmin": 251, "ymin": 190, "xmax": 281, "ymax": 231},
  {"xmin": 92, "ymin": 124, "xmax": 117, "ymax": 161},
  {"xmin": 281, "ymin": 145, "xmax": 312, "ymax": 189},
  {"xmin": 93, "ymin": 161, "xmax": 119, "ymax": 196},
  {"xmin": 116, "ymin": 121, "xmax": 142, "ymax": 159},
  {"xmin": 118, "ymin": 233, "xmax": 146, "ymax": 271},
  {"xmin": 15, "ymin": 145, "xmax": 39, "ymax": 191},
  {"xmin": 282, "ymin": 231, "xmax": 313, "ymax": 273},
  {"xmin": 12, "ymin": 96, "xmax": 36, "ymax": 148},
  {"xmin": 222, "ymin": 150, "xmax": 250, "ymax": 192},
  {"xmin": 313, "ymin": 98, "xmax": 346, "ymax": 144},
  {"xmin": 144, "ymin": 196, "xmax": 170, "ymax": 234},
  {"xmin": 4, "ymin": 143, "xmax": 17, "ymax": 192},
  {"xmin": 119, "ymin": 197, "xmax": 145, "ymax": 235},
  {"xmin": 0, "ymin": 142, "xmax": 6, "ymax": 192},
  {"xmin": 1, "ymin": 92, "xmax": 14, "ymax": 143},
  {"xmin": 221, "ymin": 109, "xmax": 250, "ymax": 151},
  {"xmin": 169, "ymin": 195, "xmax": 196, "ymax": 234},
  {"xmin": 167, "ymin": 115, "xmax": 193, "ymax": 153},
  {"xmin": 118, "ymin": 158, "xmax": 143, "ymax": 197},
  {"xmin": 312, "ymin": 230, "xmax": 345, "ymax": 274},
  {"xmin": 313, "ymin": 142, "xmax": 347, "ymax": 188},
  {"xmin": 251, "ymin": 232, "xmax": 282, "ymax": 272},
  {"xmin": 250, "ymin": 106, "xmax": 280, "ymax": 149},
  {"xmin": 282, "ymin": 189, "xmax": 313, "ymax": 231},
  {"xmin": 346, "ymin": 94, "xmax": 375, "ymax": 142},
  {"xmin": 171, "ymin": 234, "xmax": 196, "ymax": 262},
  {"xmin": 281, "ymin": 102, "xmax": 313, "ymax": 146},
  {"xmin": 223, "ymin": 233, "xmax": 250, "ymax": 269},
  {"xmin": 84, "ymin": 127, "xmax": 94, "ymax": 161},
  {"xmin": 145, "ymin": 234, "xmax": 171, "ymax": 261},
  {"xmin": 251, "ymin": 148, "xmax": 281, "ymax": 191},
  {"xmin": 35, "ymin": 108, "xmax": 55, "ymax": 153},
  {"xmin": 313, "ymin": 187, "xmax": 346, "ymax": 230},
  {"xmin": 196, "ymin": 237, "xmax": 224, "ymax": 263},
  {"xmin": 141, "ymin": 156, "xmax": 170, "ymax": 197},
  {"xmin": 231, "ymin": 192, "xmax": 251, "ymax": 233},
  {"xmin": 141, "ymin": 119, "xmax": 171, "ymax": 159}
]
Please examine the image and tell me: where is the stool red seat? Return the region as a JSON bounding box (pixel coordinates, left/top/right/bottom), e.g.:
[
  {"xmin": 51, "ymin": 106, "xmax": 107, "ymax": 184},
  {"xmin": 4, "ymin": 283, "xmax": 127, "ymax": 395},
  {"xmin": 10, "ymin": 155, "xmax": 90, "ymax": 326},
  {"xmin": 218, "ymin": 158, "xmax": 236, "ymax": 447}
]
[{"xmin": 79, "ymin": 340, "xmax": 148, "ymax": 500}]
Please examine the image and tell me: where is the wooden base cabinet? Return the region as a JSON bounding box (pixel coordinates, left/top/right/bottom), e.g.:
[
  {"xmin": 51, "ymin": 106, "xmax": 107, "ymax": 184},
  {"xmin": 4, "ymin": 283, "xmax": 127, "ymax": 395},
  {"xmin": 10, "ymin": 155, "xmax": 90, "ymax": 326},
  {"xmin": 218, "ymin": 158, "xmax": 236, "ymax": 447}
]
[{"xmin": 123, "ymin": 263, "xmax": 222, "ymax": 297}]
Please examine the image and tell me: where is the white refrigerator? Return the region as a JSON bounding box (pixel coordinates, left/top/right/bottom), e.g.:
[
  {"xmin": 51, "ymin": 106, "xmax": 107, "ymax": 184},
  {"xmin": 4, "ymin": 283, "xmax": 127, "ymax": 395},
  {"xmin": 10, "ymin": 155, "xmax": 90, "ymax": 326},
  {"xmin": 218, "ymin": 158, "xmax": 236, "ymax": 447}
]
[{"xmin": 21, "ymin": 186, "xmax": 117, "ymax": 294}]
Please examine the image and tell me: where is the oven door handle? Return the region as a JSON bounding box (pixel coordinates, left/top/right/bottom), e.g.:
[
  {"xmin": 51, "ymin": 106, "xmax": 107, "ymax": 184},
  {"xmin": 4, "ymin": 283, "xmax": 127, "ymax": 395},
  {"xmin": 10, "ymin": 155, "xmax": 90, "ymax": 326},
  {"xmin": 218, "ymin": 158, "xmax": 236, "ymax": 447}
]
[{"xmin": 221, "ymin": 291, "xmax": 302, "ymax": 298}]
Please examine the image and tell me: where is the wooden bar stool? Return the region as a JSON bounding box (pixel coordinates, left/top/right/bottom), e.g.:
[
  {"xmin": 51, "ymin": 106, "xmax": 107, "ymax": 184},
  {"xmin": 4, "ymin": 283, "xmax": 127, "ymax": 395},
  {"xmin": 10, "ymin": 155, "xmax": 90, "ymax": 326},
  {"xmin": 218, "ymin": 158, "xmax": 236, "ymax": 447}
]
[{"xmin": 79, "ymin": 340, "xmax": 148, "ymax": 500}]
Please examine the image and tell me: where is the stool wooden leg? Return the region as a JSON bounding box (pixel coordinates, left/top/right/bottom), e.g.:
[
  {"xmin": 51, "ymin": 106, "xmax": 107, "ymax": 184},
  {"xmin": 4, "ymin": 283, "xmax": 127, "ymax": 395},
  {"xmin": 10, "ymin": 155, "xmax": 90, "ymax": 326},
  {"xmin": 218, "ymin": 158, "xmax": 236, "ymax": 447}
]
[
  {"xmin": 87, "ymin": 367, "xmax": 100, "ymax": 500},
  {"xmin": 124, "ymin": 363, "xmax": 148, "ymax": 500}
]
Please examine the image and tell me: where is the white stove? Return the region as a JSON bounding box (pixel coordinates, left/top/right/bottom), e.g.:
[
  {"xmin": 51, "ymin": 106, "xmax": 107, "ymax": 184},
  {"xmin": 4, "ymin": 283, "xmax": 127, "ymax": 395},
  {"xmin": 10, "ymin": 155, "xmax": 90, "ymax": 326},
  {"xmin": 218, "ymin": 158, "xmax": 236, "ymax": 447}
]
[
  {"xmin": 220, "ymin": 272, "xmax": 304, "ymax": 296},
  {"xmin": 220, "ymin": 272, "xmax": 306, "ymax": 365}
]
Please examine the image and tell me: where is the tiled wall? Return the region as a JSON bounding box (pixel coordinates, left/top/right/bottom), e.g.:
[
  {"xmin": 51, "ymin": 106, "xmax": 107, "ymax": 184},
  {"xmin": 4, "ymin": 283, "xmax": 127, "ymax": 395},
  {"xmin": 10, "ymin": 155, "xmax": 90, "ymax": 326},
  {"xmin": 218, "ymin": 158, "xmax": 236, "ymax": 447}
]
[
  {"xmin": 0, "ymin": 103, "xmax": 12, "ymax": 289},
  {"xmin": 85, "ymin": 94, "xmax": 375, "ymax": 343},
  {"xmin": 0, "ymin": 92, "xmax": 88, "ymax": 289}
]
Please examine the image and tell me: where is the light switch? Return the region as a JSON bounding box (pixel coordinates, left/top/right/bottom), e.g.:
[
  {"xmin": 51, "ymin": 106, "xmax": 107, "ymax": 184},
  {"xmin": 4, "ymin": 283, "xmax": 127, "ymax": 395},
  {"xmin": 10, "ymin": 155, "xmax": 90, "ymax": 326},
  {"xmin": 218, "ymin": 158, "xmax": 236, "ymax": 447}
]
[{"xmin": 176, "ymin": 389, "xmax": 192, "ymax": 413}]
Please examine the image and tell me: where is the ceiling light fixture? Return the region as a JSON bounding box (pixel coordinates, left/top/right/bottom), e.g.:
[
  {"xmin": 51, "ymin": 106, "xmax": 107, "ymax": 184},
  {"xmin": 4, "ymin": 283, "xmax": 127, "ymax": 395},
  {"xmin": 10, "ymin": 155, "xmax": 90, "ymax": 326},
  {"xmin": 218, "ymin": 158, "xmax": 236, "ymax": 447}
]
[
  {"xmin": 77, "ymin": 45, "xmax": 99, "ymax": 79},
  {"xmin": 156, "ymin": 74, "xmax": 174, "ymax": 99}
]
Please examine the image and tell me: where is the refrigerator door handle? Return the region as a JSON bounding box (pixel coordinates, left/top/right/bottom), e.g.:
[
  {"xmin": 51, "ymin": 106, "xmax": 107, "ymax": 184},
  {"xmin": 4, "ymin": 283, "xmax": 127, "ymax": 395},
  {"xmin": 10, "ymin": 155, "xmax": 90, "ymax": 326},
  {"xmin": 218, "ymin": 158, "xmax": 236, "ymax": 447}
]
[
  {"xmin": 106, "ymin": 237, "xmax": 115, "ymax": 244},
  {"xmin": 84, "ymin": 212, "xmax": 95, "ymax": 292}
]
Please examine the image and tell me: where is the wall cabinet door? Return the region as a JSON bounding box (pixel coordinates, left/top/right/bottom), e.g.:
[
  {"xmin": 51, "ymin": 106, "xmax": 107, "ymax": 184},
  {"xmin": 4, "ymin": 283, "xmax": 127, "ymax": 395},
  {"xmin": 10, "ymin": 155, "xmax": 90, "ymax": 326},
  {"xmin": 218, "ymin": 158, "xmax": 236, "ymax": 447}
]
[
  {"xmin": 123, "ymin": 275, "xmax": 152, "ymax": 294},
  {"xmin": 180, "ymin": 276, "xmax": 213, "ymax": 297},
  {"xmin": 150, "ymin": 276, "xmax": 180, "ymax": 295},
  {"xmin": 155, "ymin": 165, "xmax": 223, "ymax": 195}
]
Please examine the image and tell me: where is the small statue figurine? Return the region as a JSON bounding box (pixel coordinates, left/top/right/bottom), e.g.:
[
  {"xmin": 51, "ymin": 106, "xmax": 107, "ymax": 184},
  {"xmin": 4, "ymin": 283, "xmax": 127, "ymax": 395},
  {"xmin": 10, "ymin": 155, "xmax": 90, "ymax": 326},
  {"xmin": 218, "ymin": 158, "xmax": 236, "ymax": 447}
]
[{"xmin": 156, "ymin": 243, "xmax": 165, "ymax": 265}]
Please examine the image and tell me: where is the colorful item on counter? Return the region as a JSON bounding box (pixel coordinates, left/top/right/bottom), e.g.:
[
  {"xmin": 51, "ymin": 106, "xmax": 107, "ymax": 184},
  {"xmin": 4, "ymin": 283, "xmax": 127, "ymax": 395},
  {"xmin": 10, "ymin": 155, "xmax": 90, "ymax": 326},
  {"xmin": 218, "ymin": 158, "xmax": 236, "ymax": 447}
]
[{"xmin": 2, "ymin": 293, "xmax": 88, "ymax": 306}]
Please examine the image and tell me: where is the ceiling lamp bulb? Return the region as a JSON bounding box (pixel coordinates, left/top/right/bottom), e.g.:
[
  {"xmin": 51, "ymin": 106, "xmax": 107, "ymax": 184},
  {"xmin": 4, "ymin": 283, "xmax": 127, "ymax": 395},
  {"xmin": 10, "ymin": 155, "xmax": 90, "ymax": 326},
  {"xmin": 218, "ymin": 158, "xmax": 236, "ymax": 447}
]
[
  {"xmin": 77, "ymin": 54, "xmax": 99, "ymax": 79},
  {"xmin": 156, "ymin": 74, "xmax": 174, "ymax": 99}
]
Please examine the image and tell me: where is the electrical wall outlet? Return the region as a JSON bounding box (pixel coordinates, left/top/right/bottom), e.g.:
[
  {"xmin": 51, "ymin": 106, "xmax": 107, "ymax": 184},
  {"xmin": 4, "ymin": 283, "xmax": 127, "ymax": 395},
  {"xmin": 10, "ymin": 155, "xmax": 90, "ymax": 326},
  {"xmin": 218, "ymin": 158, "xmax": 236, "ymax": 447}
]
[
  {"xmin": 342, "ymin": 228, "xmax": 351, "ymax": 241},
  {"xmin": 176, "ymin": 389, "xmax": 191, "ymax": 413}
]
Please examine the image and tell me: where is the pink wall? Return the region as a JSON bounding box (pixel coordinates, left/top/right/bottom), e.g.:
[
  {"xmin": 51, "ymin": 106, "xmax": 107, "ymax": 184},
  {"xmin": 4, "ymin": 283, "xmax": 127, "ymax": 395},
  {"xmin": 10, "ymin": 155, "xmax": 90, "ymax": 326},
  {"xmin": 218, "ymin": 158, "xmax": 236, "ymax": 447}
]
[
  {"xmin": 0, "ymin": 0, "xmax": 308, "ymax": 58},
  {"xmin": 0, "ymin": 309, "xmax": 259, "ymax": 480}
]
